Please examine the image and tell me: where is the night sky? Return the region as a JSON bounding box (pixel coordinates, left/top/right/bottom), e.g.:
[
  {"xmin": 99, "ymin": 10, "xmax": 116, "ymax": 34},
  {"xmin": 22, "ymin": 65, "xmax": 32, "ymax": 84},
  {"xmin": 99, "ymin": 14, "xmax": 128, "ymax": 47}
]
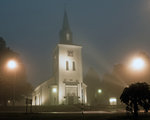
[{"xmin": 0, "ymin": 0, "xmax": 150, "ymax": 87}]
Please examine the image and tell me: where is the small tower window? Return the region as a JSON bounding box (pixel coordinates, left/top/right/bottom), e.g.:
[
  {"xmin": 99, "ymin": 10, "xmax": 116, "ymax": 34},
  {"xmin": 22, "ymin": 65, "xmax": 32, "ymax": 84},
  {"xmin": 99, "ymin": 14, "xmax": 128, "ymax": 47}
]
[
  {"xmin": 73, "ymin": 61, "xmax": 75, "ymax": 71},
  {"xmin": 66, "ymin": 61, "xmax": 69, "ymax": 70}
]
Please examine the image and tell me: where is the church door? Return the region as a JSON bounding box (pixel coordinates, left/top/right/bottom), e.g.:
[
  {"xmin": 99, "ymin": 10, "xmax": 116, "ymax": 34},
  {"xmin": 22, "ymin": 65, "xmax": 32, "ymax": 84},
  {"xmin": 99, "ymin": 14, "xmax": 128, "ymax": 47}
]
[
  {"xmin": 66, "ymin": 86, "xmax": 78, "ymax": 104},
  {"xmin": 68, "ymin": 95, "xmax": 74, "ymax": 105}
]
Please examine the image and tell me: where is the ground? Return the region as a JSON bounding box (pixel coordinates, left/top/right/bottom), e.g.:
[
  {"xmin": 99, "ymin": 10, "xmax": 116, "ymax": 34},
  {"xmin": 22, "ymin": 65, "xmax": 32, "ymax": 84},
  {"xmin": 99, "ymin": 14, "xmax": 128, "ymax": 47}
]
[
  {"xmin": 0, "ymin": 112, "xmax": 150, "ymax": 120},
  {"xmin": 0, "ymin": 105, "xmax": 150, "ymax": 120}
]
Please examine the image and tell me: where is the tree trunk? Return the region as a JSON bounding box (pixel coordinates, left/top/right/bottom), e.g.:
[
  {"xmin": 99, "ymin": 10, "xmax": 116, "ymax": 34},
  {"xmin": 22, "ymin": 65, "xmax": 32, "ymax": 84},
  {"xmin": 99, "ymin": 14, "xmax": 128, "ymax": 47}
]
[{"xmin": 134, "ymin": 101, "xmax": 138, "ymax": 117}]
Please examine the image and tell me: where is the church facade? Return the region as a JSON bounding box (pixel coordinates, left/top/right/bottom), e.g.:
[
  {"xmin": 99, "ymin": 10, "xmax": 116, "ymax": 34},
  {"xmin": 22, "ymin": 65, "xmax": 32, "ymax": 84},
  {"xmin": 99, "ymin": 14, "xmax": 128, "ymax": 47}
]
[{"xmin": 32, "ymin": 11, "xmax": 87, "ymax": 105}]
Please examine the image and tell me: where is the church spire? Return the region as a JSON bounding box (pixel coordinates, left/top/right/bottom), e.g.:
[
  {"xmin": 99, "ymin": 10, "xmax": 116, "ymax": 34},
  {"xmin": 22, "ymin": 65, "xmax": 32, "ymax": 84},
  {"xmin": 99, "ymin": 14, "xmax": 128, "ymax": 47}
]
[
  {"xmin": 62, "ymin": 9, "xmax": 70, "ymax": 30},
  {"xmin": 59, "ymin": 9, "xmax": 73, "ymax": 44}
]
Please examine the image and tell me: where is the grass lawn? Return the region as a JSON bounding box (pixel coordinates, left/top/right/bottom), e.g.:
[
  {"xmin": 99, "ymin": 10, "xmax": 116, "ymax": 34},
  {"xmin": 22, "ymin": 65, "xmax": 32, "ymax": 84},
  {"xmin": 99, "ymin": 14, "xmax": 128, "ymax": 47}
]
[{"xmin": 0, "ymin": 112, "xmax": 150, "ymax": 120}]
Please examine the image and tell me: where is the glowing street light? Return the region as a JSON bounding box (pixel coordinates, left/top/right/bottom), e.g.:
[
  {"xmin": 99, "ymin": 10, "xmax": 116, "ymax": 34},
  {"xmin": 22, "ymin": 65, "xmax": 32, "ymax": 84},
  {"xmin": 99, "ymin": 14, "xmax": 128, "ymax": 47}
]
[
  {"xmin": 7, "ymin": 60, "xmax": 18, "ymax": 106},
  {"xmin": 7, "ymin": 60, "xmax": 17, "ymax": 70},
  {"xmin": 98, "ymin": 89, "xmax": 102, "ymax": 94},
  {"xmin": 130, "ymin": 57, "xmax": 146, "ymax": 71}
]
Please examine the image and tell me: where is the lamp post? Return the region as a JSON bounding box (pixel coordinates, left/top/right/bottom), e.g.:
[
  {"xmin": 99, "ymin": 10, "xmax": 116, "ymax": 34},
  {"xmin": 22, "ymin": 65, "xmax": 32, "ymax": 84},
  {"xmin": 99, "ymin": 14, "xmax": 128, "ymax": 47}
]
[
  {"xmin": 130, "ymin": 57, "xmax": 146, "ymax": 71},
  {"xmin": 97, "ymin": 89, "xmax": 102, "ymax": 105},
  {"xmin": 52, "ymin": 87, "xmax": 57, "ymax": 105},
  {"xmin": 7, "ymin": 60, "xmax": 17, "ymax": 106},
  {"xmin": 128, "ymin": 56, "xmax": 147, "ymax": 83}
]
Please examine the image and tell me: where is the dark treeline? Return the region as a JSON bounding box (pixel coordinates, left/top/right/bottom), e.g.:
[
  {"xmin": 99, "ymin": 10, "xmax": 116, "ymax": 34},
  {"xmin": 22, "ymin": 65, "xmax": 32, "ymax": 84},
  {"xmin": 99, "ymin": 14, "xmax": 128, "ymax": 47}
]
[{"xmin": 0, "ymin": 37, "xmax": 32, "ymax": 106}]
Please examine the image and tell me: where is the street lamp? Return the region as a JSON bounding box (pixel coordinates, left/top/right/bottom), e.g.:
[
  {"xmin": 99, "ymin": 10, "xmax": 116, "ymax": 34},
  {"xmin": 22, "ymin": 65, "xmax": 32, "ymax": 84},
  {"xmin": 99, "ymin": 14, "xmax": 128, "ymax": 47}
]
[
  {"xmin": 7, "ymin": 60, "xmax": 17, "ymax": 69},
  {"xmin": 128, "ymin": 56, "xmax": 147, "ymax": 83},
  {"xmin": 95, "ymin": 89, "xmax": 102, "ymax": 105},
  {"xmin": 7, "ymin": 60, "xmax": 18, "ymax": 106},
  {"xmin": 130, "ymin": 57, "xmax": 146, "ymax": 71}
]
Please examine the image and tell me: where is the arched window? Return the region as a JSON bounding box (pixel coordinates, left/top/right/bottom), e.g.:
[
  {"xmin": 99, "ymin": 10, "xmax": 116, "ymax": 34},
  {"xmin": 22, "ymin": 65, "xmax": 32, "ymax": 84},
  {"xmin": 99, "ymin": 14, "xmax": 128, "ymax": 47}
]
[
  {"xmin": 73, "ymin": 61, "xmax": 75, "ymax": 71},
  {"xmin": 66, "ymin": 61, "xmax": 69, "ymax": 70},
  {"xmin": 35, "ymin": 96, "xmax": 37, "ymax": 105}
]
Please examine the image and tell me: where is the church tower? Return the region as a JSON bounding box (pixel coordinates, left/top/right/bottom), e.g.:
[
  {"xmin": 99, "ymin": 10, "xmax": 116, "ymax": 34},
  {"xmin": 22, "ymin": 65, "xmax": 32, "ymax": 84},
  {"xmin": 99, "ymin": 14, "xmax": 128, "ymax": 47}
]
[
  {"xmin": 52, "ymin": 10, "xmax": 87, "ymax": 104},
  {"xmin": 32, "ymin": 10, "xmax": 87, "ymax": 106}
]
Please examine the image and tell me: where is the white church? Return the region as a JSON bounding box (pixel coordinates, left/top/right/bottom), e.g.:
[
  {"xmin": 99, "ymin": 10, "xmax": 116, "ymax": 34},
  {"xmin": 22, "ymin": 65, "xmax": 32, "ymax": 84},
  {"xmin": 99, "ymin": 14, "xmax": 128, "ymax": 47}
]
[{"xmin": 32, "ymin": 11, "xmax": 87, "ymax": 105}]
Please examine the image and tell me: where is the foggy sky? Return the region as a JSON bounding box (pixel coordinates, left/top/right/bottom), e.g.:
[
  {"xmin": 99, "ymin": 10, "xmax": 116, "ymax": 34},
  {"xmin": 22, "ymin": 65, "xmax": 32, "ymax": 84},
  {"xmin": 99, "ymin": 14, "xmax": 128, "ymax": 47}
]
[{"xmin": 0, "ymin": 0, "xmax": 150, "ymax": 86}]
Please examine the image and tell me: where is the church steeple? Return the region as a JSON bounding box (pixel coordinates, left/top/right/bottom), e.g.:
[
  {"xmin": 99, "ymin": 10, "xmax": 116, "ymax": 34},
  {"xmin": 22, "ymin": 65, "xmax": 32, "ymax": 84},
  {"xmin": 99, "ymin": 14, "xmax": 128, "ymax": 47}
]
[{"xmin": 59, "ymin": 10, "xmax": 73, "ymax": 44}]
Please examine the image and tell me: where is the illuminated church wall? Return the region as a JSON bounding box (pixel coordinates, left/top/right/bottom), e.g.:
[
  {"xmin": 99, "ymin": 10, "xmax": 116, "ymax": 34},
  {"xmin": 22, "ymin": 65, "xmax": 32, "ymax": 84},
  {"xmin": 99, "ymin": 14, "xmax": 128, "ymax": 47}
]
[{"xmin": 55, "ymin": 44, "xmax": 85, "ymax": 104}]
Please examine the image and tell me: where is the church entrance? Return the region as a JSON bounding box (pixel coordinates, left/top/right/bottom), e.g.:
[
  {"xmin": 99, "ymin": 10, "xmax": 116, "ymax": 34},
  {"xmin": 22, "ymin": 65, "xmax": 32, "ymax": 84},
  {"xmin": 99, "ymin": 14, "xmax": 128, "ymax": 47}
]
[
  {"xmin": 68, "ymin": 95, "xmax": 75, "ymax": 105},
  {"xmin": 65, "ymin": 85, "xmax": 78, "ymax": 104}
]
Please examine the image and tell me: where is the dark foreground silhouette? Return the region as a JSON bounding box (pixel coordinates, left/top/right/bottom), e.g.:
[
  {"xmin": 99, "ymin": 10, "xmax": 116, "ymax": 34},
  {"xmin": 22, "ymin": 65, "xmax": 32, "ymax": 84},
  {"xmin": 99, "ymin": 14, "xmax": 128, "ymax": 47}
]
[
  {"xmin": 0, "ymin": 112, "xmax": 150, "ymax": 120},
  {"xmin": 120, "ymin": 82, "xmax": 150, "ymax": 117}
]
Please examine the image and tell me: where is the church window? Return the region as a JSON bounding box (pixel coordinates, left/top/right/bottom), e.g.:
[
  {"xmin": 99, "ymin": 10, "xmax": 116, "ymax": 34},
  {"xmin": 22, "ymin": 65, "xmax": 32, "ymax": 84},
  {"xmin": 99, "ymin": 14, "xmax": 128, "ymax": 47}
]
[
  {"xmin": 73, "ymin": 61, "xmax": 75, "ymax": 71},
  {"xmin": 66, "ymin": 33, "xmax": 70, "ymax": 40},
  {"xmin": 68, "ymin": 50, "xmax": 73, "ymax": 57},
  {"xmin": 66, "ymin": 61, "xmax": 69, "ymax": 70}
]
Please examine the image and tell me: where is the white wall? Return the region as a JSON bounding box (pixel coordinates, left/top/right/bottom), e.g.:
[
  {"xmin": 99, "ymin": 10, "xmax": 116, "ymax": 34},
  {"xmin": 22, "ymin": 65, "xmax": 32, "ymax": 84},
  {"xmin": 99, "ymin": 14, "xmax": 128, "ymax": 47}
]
[{"xmin": 57, "ymin": 44, "xmax": 83, "ymax": 104}]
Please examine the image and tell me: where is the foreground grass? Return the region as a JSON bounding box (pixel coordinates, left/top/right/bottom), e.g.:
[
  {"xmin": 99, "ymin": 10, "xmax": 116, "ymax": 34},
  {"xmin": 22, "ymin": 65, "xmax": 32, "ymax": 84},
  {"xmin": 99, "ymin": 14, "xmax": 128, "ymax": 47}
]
[{"xmin": 0, "ymin": 112, "xmax": 150, "ymax": 120}]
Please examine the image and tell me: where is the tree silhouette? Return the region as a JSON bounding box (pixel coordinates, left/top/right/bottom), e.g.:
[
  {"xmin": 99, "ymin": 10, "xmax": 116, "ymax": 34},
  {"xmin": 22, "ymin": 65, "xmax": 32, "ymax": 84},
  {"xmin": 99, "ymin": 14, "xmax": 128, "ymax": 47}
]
[
  {"xmin": 0, "ymin": 37, "xmax": 32, "ymax": 106},
  {"xmin": 120, "ymin": 82, "xmax": 150, "ymax": 117}
]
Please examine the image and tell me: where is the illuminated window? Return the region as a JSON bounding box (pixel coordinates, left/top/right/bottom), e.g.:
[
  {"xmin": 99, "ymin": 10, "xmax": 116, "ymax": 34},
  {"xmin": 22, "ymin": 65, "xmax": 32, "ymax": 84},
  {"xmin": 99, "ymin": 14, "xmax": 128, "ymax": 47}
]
[
  {"xmin": 109, "ymin": 97, "xmax": 117, "ymax": 105},
  {"xmin": 68, "ymin": 50, "xmax": 73, "ymax": 57},
  {"xmin": 73, "ymin": 61, "xmax": 75, "ymax": 71},
  {"xmin": 66, "ymin": 61, "xmax": 69, "ymax": 70}
]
